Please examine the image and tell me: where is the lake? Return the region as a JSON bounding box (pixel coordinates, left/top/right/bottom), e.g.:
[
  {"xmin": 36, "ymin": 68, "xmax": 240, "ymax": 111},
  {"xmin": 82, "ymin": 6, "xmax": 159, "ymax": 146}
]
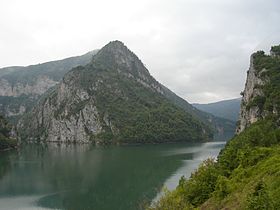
[{"xmin": 0, "ymin": 141, "xmax": 225, "ymax": 210}]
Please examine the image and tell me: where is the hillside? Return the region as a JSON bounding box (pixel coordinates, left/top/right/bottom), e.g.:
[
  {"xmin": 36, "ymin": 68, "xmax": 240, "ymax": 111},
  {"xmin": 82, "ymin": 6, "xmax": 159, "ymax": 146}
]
[
  {"xmin": 0, "ymin": 50, "xmax": 98, "ymax": 122},
  {"xmin": 162, "ymin": 88, "xmax": 236, "ymax": 141},
  {"xmin": 0, "ymin": 115, "xmax": 17, "ymax": 151},
  {"xmin": 150, "ymin": 45, "xmax": 280, "ymax": 209},
  {"xmin": 18, "ymin": 41, "xmax": 213, "ymax": 144},
  {"xmin": 193, "ymin": 98, "xmax": 241, "ymax": 122}
]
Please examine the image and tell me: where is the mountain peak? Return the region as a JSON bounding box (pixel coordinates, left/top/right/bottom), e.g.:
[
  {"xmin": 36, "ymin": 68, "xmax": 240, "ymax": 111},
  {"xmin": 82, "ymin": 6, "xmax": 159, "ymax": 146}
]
[
  {"xmin": 94, "ymin": 40, "xmax": 135, "ymax": 62},
  {"xmin": 104, "ymin": 40, "xmax": 126, "ymax": 49},
  {"xmin": 92, "ymin": 40, "xmax": 149, "ymax": 76},
  {"xmin": 97, "ymin": 40, "xmax": 131, "ymax": 59}
]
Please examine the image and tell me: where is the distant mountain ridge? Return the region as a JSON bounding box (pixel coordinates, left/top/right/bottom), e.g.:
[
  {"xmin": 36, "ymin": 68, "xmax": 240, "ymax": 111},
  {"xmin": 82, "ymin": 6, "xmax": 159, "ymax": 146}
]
[
  {"xmin": 0, "ymin": 50, "xmax": 98, "ymax": 122},
  {"xmin": 193, "ymin": 98, "xmax": 241, "ymax": 122}
]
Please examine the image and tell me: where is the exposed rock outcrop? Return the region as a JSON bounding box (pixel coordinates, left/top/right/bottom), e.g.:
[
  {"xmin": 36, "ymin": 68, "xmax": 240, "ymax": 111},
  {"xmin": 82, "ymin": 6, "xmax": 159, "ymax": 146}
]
[
  {"xmin": 0, "ymin": 76, "xmax": 58, "ymax": 97},
  {"xmin": 0, "ymin": 50, "xmax": 98, "ymax": 120},
  {"xmin": 236, "ymin": 46, "xmax": 280, "ymax": 134},
  {"xmin": 236, "ymin": 55, "xmax": 266, "ymax": 133}
]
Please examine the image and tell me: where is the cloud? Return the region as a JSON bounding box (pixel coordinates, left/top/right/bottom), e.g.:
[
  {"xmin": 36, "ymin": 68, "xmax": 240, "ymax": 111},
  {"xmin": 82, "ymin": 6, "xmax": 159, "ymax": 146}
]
[{"xmin": 0, "ymin": 0, "xmax": 280, "ymax": 103}]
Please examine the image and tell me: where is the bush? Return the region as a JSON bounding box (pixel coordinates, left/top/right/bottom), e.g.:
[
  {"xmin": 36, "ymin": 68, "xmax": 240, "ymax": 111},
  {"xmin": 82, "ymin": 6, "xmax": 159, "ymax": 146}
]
[{"xmin": 246, "ymin": 181, "xmax": 273, "ymax": 210}]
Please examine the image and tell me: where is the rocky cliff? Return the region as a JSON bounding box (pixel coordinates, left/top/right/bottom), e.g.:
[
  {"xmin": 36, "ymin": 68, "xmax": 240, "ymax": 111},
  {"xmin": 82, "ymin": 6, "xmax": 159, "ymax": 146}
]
[
  {"xmin": 18, "ymin": 41, "xmax": 213, "ymax": 144},
  {"xmin": 0, "ymin": 50, "xmax": 98, "ymax": 120},
  {"xmin": 236, "ymin": 55, "xmax": 266, "ymax": 133},
  {"xmin": 0, "ymin": 75, "xmax": 58, "ymax": 97},
  {"xmin": 236, "ymin": 45, "xmax": 280, "ymax": 134}
]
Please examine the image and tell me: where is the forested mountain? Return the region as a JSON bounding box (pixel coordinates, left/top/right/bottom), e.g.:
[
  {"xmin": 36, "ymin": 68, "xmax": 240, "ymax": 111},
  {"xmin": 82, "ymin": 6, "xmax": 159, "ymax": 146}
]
[
  {"xmin": 18, "ymin": 41, "xmax": 213, "ymax": 144},
  {"xmin": 193, "ymin": 98, "xmax": 241, "ymax": 122}
]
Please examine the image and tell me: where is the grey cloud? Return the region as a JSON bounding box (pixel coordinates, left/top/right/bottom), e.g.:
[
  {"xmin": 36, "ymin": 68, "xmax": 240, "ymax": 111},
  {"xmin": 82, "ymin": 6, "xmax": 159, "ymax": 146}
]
[{"xmin": 0, "ymin": 0, "xmax": 280, "ymax": 103}]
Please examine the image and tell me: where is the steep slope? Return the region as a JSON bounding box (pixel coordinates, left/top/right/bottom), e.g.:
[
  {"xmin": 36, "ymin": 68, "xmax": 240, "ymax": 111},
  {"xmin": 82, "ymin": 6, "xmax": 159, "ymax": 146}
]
[
  {"xmin": 236, "ymin": 47, "xmax": 280, "ymax": 133},
  {"xmin": 18, "ymin": 41, "xmax": 212, "ymax": 144},
  {"xmin": 91, "ymin": 41, "xmax": 235, "ymax": 140},
  {"xmin": 0, "ymin": 115, "xmax": 17, "ymax": 151},
  {"xmin": 150, "ymin": 45, "xmax": 280, "ymax": 210},
  {"xmin": 161, "ymin": 87, "xmax": 236, "ymax": 141},
  {"xmin": 193, "ymin": 98, "xmax": 241, "ymax": 122},
  {"xmin": 0, "ymin": 50, "xmax": 98, "ymax": 122}
]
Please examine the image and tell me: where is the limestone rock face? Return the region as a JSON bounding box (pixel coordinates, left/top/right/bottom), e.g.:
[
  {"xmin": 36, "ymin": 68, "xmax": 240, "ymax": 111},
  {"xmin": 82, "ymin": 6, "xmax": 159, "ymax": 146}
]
[
  {"xmin": 21, "ymin": 84, "xmax": 103, "ymax": 143},
  {"xmin": 0, "ymin": 76, "xmax": 57, "ymax": 118},
  {"xmin": 0, "ymin": 76, "xmax": 58, "ymax": 97},
  {"xmin": 0, "ymin": 50, "xmax": 97, "ymax": 120},
  {"xmin": 236, "ymin": 55, "xmax": 266, "ymax": 134}
]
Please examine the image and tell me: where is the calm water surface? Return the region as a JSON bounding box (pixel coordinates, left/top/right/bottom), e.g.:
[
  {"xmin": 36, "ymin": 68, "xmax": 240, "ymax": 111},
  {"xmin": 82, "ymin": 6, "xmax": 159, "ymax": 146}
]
[{"xmin": 0, "ymin": 141, "xmax": 225, "ymax": 210}]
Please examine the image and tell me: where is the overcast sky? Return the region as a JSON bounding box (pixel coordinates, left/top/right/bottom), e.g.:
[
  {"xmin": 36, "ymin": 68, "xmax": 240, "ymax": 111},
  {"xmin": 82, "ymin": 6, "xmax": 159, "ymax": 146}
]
[{"xmin": 0, "ymin": 0, "xmax": 280, "ymax": 103}]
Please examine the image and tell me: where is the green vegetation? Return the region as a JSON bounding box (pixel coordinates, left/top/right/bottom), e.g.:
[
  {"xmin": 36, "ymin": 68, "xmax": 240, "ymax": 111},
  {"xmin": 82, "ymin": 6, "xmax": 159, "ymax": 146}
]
[
  {"xmin": 0, "ymin": 95, "xmax": 36, "ymax": 124},
  {"xmin": 149, "ymin": 119, "xmax": 280, "ymax": 209},
  {"xmin": 271, "ymin": 45, "xmax": 280, "ymax": 56},
  {"xmin": 149, "ymin": 45, "xmax": 280, "ymax": 209},
  {"xmin": 252, "ymin": 49, "xmax": 280, "ymax": 114},
  {"xmin": 193, "ymin": 98, "xmax": 241, "ymax": 122},
  {"xmin": 0, "ymin": 115, "xmax": 17, "ymax": 151},
  {"xmin": 19, "ymin": 41, "xmax": 214, "ymax": 144},
  {"xmin": 93, "ymin": 41, "xmax": 235, "ymax": 141},
  {"xmin": 0, "ymin": 51, "xmax": 96, "ymax": 86},
  {"xmin": 91, "ymin": 70, "xmax": 211, "ymax": 143},
  {"xmin": 52, "ymin": 63, "xmax": 212, "ymax": 144},
  {"xmin": 246, "ymin": 95, "xmax": 266, "ymax": 111},
  {"xmin": 164, "ymin": 86, "xmax": 236, "ymax": 140}
]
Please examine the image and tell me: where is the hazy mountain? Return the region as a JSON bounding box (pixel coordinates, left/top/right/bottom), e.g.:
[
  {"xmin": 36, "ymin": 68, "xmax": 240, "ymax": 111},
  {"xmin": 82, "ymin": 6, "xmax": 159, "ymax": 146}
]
[
  {"xmin": 193, "ymin": 98, "xmax": 241, "ymax": 122},
  {"xmin": 0, "ymin": 50, "xmax": 98, "ymax": 122}
]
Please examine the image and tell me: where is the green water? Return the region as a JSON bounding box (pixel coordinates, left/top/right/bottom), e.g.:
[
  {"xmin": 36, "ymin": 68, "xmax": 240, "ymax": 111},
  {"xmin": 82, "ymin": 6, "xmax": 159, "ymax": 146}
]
[{"xmin": 0, "ymin": 142, "xmax": 225, "ymax": 210}]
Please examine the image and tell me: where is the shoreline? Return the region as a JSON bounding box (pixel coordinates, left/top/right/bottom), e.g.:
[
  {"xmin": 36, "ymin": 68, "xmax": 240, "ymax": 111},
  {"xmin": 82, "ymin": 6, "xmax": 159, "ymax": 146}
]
[{"xmin": 20, "ymin": 139, "xmax": 219, "ymax": 147}]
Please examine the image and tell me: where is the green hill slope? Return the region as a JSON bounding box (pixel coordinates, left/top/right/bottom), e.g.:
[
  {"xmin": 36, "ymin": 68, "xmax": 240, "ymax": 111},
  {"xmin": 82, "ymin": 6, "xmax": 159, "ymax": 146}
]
[
  {"xmin": 193, "ymin": 98, "xmax": 241, "ymax": 122},
  {"xmin": 149, "ymin": 45, "xmax": 280, "ymax": 209}
]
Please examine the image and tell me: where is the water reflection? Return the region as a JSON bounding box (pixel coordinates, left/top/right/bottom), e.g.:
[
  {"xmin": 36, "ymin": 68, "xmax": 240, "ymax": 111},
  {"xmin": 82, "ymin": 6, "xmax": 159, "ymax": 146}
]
[
  {"xmin": 153, "ymin": 141, "xmax": 225, "ymax": 201},
  {"xmin": 0, "ymin": 142, "xmax": 225, "ymax": 210}
]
